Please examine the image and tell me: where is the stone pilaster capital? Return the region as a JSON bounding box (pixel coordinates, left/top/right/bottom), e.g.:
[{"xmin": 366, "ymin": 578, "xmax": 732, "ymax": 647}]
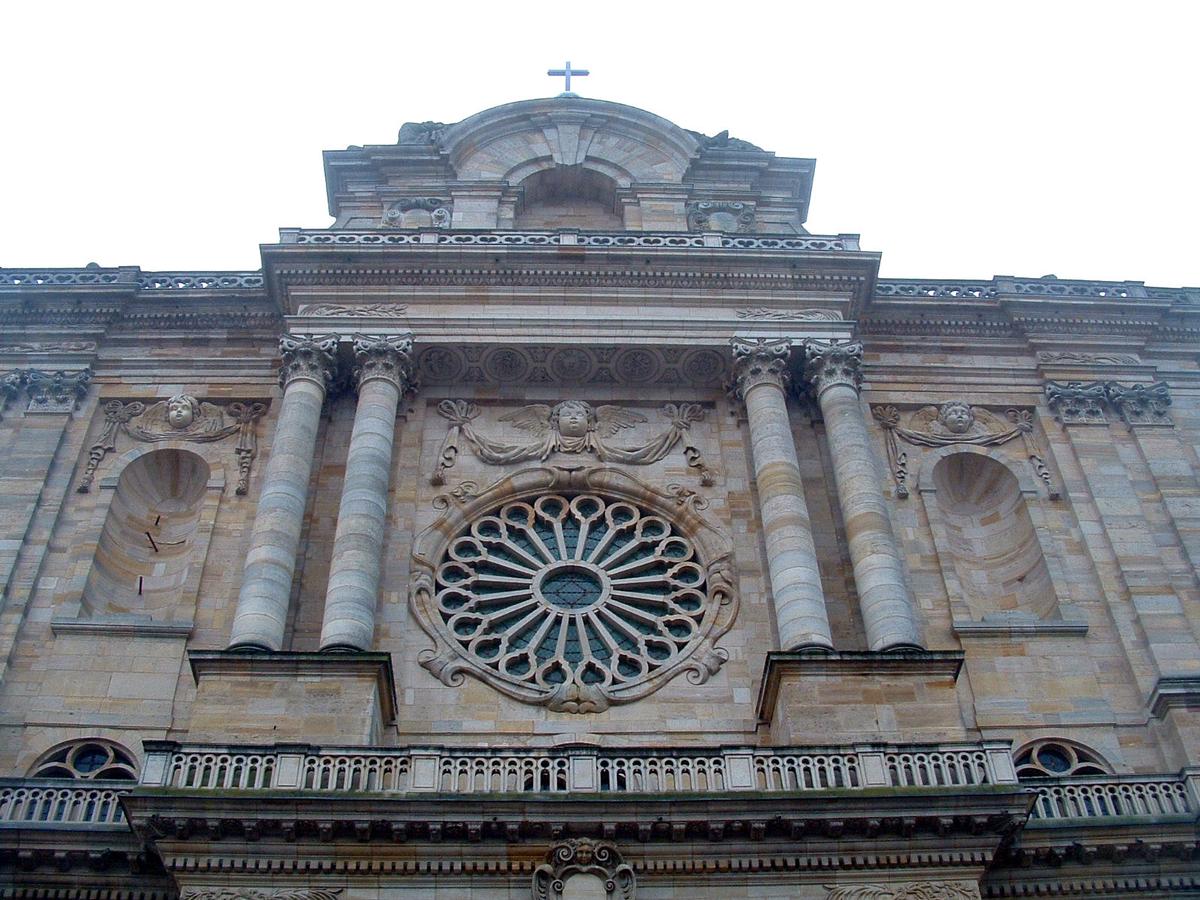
[
  {"xmin": 1, "ymin": 370, "xmax": 21, "ymax": 410},
  {"xmin": 1045, "ymin": 380, "xmax": 1108, "ymax": 424},
  {"xmin": 729, "ymin": 337, "xmax": 793, "ymax": 402},
  {"xmin": 23, "ymin": 368, "xmax": 91, "ymax": 413},
  {"xmin": 278, "ymin": 333, "xmax": 340, "ymax": 390},
  {"xmin": 1106, "ymin": 380, "xmax": 1172, "ymax": 426},
  {"xmin": 352, "ymin": 332, "xmax": 416, "ymax": 393},
  {"xmin": 803, "ymin": 340, "xmax": 863, "ymax": 397}
]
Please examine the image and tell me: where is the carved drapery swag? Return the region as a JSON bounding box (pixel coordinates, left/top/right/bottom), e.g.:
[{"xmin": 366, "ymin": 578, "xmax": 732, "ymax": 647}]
[
  {"xmin": 532, "ymin": 839, "xmax": 636, "ymax": 899},
  {"xmin": 78, "ymin": 396, "xmax": 267, "ymax": 494},
  {"xmin": 433, "ymin": 399, "xmax": 715, "ymax": 485},
  {"xmin": 872, "ymin": 401, "xmax": 1058, "ymax": 500}
]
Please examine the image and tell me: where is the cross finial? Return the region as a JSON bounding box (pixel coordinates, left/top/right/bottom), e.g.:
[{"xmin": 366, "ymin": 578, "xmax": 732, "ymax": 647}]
[{"xmin": 547, "ymin": 61, "xmax": 589, "ymax": 97}]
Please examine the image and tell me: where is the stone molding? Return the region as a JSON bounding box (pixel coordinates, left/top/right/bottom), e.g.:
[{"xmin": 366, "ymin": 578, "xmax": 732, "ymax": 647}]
[
  {"xmin": 351, "ymin": 332, "xmax": 415, "ymax": 392},
  {"xmin": 729, "ymin": 336, "xmax": 792, "ymax": 400},
  {"xmin": 1045, "ymin": 379, "xmax": 1174, "ymax": 427},
  {"xmin": 804, "ymin": 340, "xmax": 863, "ymax": 397},
  {"xmin": 1149, "ymin": 676, "xmax": 1200, "ymax": 718},
  {"xmin": 533, "ymin": 839, "xmax": 635, "ymax": 899},
  {"xmin": 278, "ymin": 334, "xmax": 340, "ymax": 389}
]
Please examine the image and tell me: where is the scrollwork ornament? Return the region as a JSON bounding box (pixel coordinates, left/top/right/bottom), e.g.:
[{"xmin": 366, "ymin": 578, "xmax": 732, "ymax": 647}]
[
  {"xmin": 804, "ymin": 340, "xmax": 863, "ymax": 397},
  {"xmin": 532, "ymin": 839, "xmax": 635, "ymax": 900},
  {"xmin": 181, "ymin": 891, "xmax": 344, "ymax": 900},
  {"xmin": 278, "ymin": 333, "xmax": 340, "ymax": 389},
  {"xmin": 24, "ymin": 368, "xmax": 91, "ymax": 413},
  {"xmin": 825, "ymin": 882, "xmax": 978, "ymax": 900},
  {"xmin": 352, "ymin": 332, "xmax": 415, "ymax": 393},
  {"xmin": 729, "ymin": 336, "xmax": 792, "ymax": 401},
  {"xmin": 871, "ymin": 405, "xmax": 909, "ymax": 498},
  {"xmin": 1106, "ymin": 381, "xmax": 1172, "ymax": 426}
]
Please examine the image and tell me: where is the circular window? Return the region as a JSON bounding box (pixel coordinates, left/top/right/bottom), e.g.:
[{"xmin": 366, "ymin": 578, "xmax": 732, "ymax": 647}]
[
  {"xmin": 1014, "ymin": 739, "xmax": 1109, "ymax": 779},
  {"xmin": 30, "ymin": 739, "xmax": 138, "ymax": 781},
  {"xmin": 428, "ymin": 492, "xmax": 725, "ymax": 712}
]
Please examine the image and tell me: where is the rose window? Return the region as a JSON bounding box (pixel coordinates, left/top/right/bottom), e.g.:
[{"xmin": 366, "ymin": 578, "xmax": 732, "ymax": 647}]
[{"xmin": 429, "ymin": 493, "xmax": 724, "ymax": 712}]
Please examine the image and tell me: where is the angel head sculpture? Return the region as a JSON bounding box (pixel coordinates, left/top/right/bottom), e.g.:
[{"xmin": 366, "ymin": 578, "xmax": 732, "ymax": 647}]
[
  {"xmin": 166, "ymin": 394, "xmax": 201, "ymax": 430},
  {"xmin": 551, "ymin": 400, "xmax": 595, "ymax": 439},
  {"xmin": 501, "ymin": 400, "xmax": 646, "ymax": 455},
  {"xmin": 937, "ymin": 400, "xmax": 975, "ymax": 435}
]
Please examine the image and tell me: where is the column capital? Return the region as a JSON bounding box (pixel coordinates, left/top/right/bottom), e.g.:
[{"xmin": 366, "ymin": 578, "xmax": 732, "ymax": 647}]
[
  {"xmin": 23, "ymin": 368, "xmax": 92, "ymax": 413},
  {"xmin": 1106, "ymin": 380, "xmax": 1172, "ymax": 427},
  {"xmin": 1045, "ymin": 380, "xmax": 1108, "ymax": 424},
  {"xmin": 352, "ymin": 332, "xmax": 416, "ymax": 393},
  {"xmin": 803, "ymin": 340, "xmax": 863, "ymax": 397},
  {"xmin": 730, "ymin": 337, "xmax": 793, "ymax": 401},
  {"xmin": 278, "ymin": 333, "xmax": 340, "ymax": 390},
  {"xmin": 1, "ymin": 370, "xmax": 22, "ymax": 417}
]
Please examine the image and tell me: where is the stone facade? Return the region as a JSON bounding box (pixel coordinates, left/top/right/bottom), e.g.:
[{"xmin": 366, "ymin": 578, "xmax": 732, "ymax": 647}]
[{"xmin": 1, "ymin": 96, "xmax": 1198, "ymax": 897}]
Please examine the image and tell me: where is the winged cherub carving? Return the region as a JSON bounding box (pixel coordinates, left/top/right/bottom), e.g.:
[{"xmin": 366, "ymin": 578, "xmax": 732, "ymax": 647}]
[{"xmin": 433, "ymin": 399, "xmax": 716, "ymax": 485}]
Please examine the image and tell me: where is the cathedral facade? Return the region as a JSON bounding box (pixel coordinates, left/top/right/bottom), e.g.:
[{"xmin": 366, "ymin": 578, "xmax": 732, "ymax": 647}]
[{"xmin": 1, "ymin": 96, "xmax": 1198, "ymax": 898}]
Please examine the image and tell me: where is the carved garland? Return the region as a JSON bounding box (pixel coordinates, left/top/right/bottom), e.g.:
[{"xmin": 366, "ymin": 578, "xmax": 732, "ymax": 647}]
[
  {"xmin": 411, "ymin": 465, "xmax": 737, "ymax": 713},
  {"xmin": 78, "ymin": 395, "xmax": 267, "ymax": 494},
  {"xmin": 432, "ymin": 400, "xmax": 716, "ymax": 486},
  {"xmin": 872, "ymin": 401, "xmax": 1058, "ymax": 500}
]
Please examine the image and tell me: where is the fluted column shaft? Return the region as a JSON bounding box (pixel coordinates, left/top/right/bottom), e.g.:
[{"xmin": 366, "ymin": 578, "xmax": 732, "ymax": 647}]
[
  {"xmin": 732, "ymin": 338, "xmax": 833, "ymax": 650},
  {"xmin": 320, "ymin": 334, "xmax": 414, "ymax": 651},
  {"xmin": 228, "ymin": 335, "xmax": 340, "ymax": 650},
  {"xmin": 805, "ymin": 341, "xmax": 923, "ymax": 651}
]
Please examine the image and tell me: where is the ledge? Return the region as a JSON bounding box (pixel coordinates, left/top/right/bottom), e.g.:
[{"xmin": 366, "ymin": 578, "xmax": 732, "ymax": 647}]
[
  {"xmin": 187, "ymin": 650, "xmax": 398, "ymax": 725},
  {"xmin": 51, "ymin": 616, "xmax": 193, "ymax": 638},
  {"xmin": 1149, "ymin": 676, "xmax": 1200, "ymax": 718},
  {"xmin": 756, "ymin": 649, "xmax": 965, "ymax": 726},
  {"xmin": 952, "ymin": 617, "xmax": 1089, "ymax": 638}
]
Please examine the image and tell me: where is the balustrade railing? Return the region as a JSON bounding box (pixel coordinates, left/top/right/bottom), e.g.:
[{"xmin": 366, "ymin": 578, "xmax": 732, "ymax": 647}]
[
  {"xmin": 140, "ymin": 741, "xmax": 1019, "ymax": 796},
  {"xmin": 0, "ymin": 778, "xmax": 130, "ymax": 827},
  {"xmin": 1028, "ymin": 774, "xmax": 1195, "ymax": 821}
]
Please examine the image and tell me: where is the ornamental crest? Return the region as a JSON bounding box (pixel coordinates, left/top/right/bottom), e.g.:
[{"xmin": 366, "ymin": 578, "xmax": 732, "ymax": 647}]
[
  {"xmin": 412, "ymin": 466, "xmax": 737, "ymax": 713},
  {"xmin": 533, "ymin": 839, "xmax": 635, "ymax": 899},
  {"xmin": 433, "ymin": 399, "xmax": 715, "ymax": 485}
]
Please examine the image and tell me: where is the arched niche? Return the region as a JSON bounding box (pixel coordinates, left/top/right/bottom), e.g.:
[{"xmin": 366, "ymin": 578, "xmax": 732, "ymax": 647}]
[
  {"xmin": 514, "ymin": 166, "xmax": 622, "ymax": 230},
  {"xmin": 917, "ymin": 445, "xmax": 1084, "ymax": 634},
  {"xmin": 56, "ymin": 444, "xmax": 225, "ymax": 632}
]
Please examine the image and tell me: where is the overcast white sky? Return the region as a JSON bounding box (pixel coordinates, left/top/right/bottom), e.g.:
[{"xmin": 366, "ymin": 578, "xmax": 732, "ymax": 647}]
[{"xmin": 2, "ymin": 2, "xmax": 1197, "ymax": 286}]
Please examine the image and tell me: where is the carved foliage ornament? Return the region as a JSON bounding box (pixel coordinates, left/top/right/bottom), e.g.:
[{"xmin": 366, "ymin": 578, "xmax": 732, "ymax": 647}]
[
  {"xmin": 297, "ymin": 303, "xmax": 408, "ymax": 317},
  {"xmin": 533, "ymin": 839, "xmax": 635, "ymax": 899},
  {"xmin": 736, "ymin": 307, "xmax": 840, "ymax": 321},
  {"xmin": 804, "ymin": 340, "xmax": 863, "ymax": 396},
  {"xmin": 729, "ymin": 337, "xmax": 792, "ymax": 399},
  {"xmin": 278, "ymin": 334, "xmax": 340, "ymax": 389},
  {"xmin": 872, "ymin": 401, "xmax": 1058, "ymax": 500},
  {"xmin": 433, "ymin": 400, "xmax": 715, "ymax": 485},
  {"xmin": 78, "ymin": 395, "xmax": 267, "ymax": 494},
  {"xmin": 352, "ymin": 332, "xmax": 416, "ymax": 392},
  {"xmin": 1045, "ymin": 380, "xmax": 1173, "ymax": 426},
  {"xmin": 182, "ymin": 891, "xmax": 343, "ymax": 900},
  {"xmin": 23, "ymin": 368, "xmax": 92, "ymax": 413},
  {"xmin": 412, "ymin": 466, "xmax": 737, "ymax": 713},
  {"xmin": 825, "ymin": 883, "xmax": 979, "ymax": 900}
]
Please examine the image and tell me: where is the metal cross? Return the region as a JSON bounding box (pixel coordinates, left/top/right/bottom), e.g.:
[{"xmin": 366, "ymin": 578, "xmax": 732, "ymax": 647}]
[{"xmin": 547, "ymin": 61, "xmax": 589, "ymax": 95}]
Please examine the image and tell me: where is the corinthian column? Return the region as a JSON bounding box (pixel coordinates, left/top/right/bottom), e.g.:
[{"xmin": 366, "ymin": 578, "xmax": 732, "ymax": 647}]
[
  {"xmin": 320, "ymin": 334, "xmax": 415, "ymax": 651},
  {"xmin": 732, "ymin": 338, "xmax": 833, "ymax": 650},
  {"xmin": 804, "ymin": 341, "xmax": 922, "ymax": 651},
  {"xmin": 228, "ymin": 334, "xmax": 340, "ymax": 651}
]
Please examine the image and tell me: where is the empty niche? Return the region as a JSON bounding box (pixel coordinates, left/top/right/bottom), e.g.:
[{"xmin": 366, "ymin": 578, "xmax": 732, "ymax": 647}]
[
  {"xmin": 83, "ymin": 448, "xmax": 210, "ymax": 620},
  {"xmin": 931, "ymin": 452, "xmax": 1056, "ymax": 622},
  {"xmin": 514, "ymin": 166, "xmax": 623, "ymax": 230}
]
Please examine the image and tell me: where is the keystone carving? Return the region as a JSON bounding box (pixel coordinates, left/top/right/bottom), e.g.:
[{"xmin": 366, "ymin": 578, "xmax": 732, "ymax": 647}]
[
  {"xmin": 872, "ymin": 402, "xmax": 1058, "ymax": 500},
  {"xmin": 78, "ymin": 395, "xmax": 267, "ymax": 494},
  {"xmin": 729, "ymin": 337, "xmax": 793, "ymax": 400},
  {"xmin": 278, "ymin": 334, "xmax": 340, "ymax": 389},
  {"xmin": 532, "ymin": 839, "xmax": 636, "ymax": 899},
  {"xmin": 1106, "ymin": 381, "xmax": 1172, "ymax": 426},
  {"xmin": 433, "ymin": 399, "xmax": 714, "ymax": 485},
  {"xmin": 804, "ymin": 340, "xmax": 863, "ymax": 396}
]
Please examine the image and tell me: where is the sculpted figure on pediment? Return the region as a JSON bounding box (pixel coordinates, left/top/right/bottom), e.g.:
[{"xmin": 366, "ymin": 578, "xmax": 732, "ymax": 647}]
[{"xmin": 433, "ymin": 399, "xmax": 715, "ymax": 485}]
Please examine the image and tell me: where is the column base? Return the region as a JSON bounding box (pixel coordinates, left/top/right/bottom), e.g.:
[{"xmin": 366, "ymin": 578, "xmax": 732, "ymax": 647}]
[
  {"xmin": 757, "ymin": 649, "xmax": 967, "ymax": 744},
  {"xmin": 187, "ymin": 650, "xmax": 397, "ymax": 744}
]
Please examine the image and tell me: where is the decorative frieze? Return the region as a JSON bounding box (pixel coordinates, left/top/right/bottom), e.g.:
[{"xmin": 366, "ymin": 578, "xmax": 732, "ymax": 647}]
[
  {"xmin": 735, "ymin": 307, "xmax": 840, "ymax": 321},
  {"xmin": 0, "ymin": 340, "xmax": 97, "ymax": 353},
  {"xmin": 1036, "ymin": 350, "xmax": 1140, "ymax": 366},
  {"xmin": 280, "ymin": 228, "xmax": 857, "ymax": 251},
  {"xmin": 297, "ymin": 303, "xmax": 408, "ymax": 317},
  {"xmin": 77, "ymin": 396, "xmax": 267, "ymax": 494},
  {"xmin": 181, "ymin": 892, "xmax": 342, "ymax": 900},
  {"xmin": 803, "ymin": 340, "xmax": 863, "ymax": 397},
  {"xmin": 1106, "ymin": 380, "xmax": 1172, "ymax": 426},
  {"xmin": 872, "ymin": 402, "xmax": 1058, "ymax": 499},
  {"xmin": 533, "ymin": 839, "xmax": 635, "ymax": 899},
  {"xmin": 23, "ymin": 368, "xmax": 91, "ymax": 413},
  {"xmin": 432, "ymin": 399, "xmax": 714, "ymax": 485},
  {"xmin": 826, "ymin": 883, "xmax": 979, "ymax": 899}
]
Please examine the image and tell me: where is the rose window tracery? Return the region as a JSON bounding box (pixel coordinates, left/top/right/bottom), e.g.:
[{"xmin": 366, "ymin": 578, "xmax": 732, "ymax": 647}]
[{"xmin": 424, "ymin": 491, "xmax": 729, "ymax": 712}]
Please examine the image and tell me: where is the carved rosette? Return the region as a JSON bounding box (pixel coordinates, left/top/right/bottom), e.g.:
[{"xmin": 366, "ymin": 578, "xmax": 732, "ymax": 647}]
[
  {"xmin": 352, "ymin": 333, "xmax": 416, "ymax": 393},
  {"xmin": 278, "ymin": 334, "xmax": 340, "ymax": 390},
  {"xmin": 803, "ymin": 340, "xmax": 863, "ymax": 397},
  {"xmin": 1045, "ymin": 381, "xmax": 1108, "ymax": 424},
  {"xmin": 532, "ymin": 839, "xmax": 636, "ymax": 900},
  {"xmin": 729, "ymin": 337, "xmax": 793, "ymax": 401},
  {"xmin": 23, "ymin": 368, "xmax": 92, "ymax": 413},
  {"xmin": 1106, "ymin": 381, "xmax": 1172, "ymax": 426}
]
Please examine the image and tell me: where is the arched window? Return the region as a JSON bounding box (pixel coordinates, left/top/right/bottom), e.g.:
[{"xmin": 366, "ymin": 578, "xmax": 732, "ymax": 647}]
[
  {"xmin": 29, "ymin": 739, "xmax": 138, "ymax": 781},
  {"xmin": 514, "ymin": 166, "xmax": 622, "ymax": 230},
  {"xmin": 1014, "ymin": 739, "xmax": 1109, "ymax": 779}
]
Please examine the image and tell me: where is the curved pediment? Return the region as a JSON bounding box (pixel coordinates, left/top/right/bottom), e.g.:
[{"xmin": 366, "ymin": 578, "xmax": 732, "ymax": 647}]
[{"xmin": 439, "ymin": 97, "xmax": 702, "ymax": 186}]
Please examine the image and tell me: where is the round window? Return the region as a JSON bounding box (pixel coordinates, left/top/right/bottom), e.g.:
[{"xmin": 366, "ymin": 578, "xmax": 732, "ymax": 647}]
[{"xmin": 425, "ymin": 492, "xmax": 727, "ymax": 712}]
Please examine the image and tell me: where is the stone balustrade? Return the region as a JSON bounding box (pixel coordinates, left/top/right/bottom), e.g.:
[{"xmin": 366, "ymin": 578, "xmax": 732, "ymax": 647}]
[
  {"xmin": 140, "ymin": 741, "xmax": 1019, "ymax": 796},
  {"xmin": 0, "ymin": 778, "xmax": 129, "ymax": 827},
  {"xmin": 1027, "ymin": 772, "xmax": 1197, "ymax": 822}
]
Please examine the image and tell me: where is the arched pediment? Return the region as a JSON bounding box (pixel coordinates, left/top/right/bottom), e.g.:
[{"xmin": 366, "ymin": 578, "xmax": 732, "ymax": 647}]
[{"xmin": 440, "ymin": 97, "xmax": 702, "ymax": 185}]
